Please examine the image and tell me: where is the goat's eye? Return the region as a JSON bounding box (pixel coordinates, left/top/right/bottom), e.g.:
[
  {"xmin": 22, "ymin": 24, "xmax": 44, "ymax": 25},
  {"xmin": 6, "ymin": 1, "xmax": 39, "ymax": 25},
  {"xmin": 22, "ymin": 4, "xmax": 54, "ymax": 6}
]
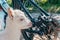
[{"xmin": 20, "ymin": 18, "xmax": 24, "ymax": 21}]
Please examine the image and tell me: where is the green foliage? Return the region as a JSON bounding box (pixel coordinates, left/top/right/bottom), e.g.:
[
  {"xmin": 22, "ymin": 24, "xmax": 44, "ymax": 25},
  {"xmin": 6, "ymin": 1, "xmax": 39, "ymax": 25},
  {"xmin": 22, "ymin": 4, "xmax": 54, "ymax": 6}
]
[
  {"xmin": 34, "ymin": 0, "xmax": 60, "ymax": 13},
  {"xmin": 6, "ymin": 0, "xmax": 60, "ymax": 13},
  {"xmin": 40, "ymin": 0, "xmax": 48, "ymax": 4},
  {"xmin": 6, "ymin": 0, "xmax": 12, "ymax": 4},
  {"xmin": 6, "ymin": 0, "xmax": 12, "ymax": 6},
  {"xmin": 48, "ymin": 0, "xmax": 60, "ymax": 5}
]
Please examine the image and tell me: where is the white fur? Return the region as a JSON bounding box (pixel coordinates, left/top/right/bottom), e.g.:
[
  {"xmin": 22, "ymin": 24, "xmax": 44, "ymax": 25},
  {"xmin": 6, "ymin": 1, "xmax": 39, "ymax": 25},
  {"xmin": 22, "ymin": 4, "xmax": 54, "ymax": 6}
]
[{"xmin": 0, "ymin": 9, "xmax": 32, "ymax": 40}]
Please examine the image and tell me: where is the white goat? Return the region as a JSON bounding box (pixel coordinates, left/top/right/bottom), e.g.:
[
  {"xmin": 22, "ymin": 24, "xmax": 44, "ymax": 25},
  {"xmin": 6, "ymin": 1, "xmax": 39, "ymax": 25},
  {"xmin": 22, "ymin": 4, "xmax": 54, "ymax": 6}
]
[{"xmin": 0, "ymin": 8, "xmax": 32, "ymax": 40}]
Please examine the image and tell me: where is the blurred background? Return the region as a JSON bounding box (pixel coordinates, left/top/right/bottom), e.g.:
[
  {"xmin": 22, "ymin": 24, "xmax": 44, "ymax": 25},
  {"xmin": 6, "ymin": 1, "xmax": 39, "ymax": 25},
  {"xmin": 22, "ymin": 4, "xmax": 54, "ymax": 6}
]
[{"xmin": 6, "ymin": 0, "xmax": 60, "ymax": 13}]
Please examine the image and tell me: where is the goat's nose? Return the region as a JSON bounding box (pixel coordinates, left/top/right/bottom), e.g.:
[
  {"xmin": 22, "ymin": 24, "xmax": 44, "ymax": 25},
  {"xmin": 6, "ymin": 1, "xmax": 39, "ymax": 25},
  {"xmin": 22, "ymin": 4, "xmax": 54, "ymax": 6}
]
[{"xmin": 27, "ymin": 22, "xmax": 32, "ymax": 27}]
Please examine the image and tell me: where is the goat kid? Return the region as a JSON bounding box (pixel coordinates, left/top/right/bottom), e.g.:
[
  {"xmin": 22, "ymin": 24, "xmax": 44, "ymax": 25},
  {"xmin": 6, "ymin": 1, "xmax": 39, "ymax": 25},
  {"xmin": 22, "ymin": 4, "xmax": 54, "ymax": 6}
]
[{"xmin": 0, "ymin": 8, "xmax": 32, "ymax": 40}]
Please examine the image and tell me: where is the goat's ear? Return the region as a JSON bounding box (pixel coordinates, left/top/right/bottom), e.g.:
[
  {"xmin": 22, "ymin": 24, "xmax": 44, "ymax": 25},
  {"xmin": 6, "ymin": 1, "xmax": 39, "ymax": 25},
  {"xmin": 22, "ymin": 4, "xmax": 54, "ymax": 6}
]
[{"xmin": 8, "ymin": 8, "xmax": 14, "ymax": 20}]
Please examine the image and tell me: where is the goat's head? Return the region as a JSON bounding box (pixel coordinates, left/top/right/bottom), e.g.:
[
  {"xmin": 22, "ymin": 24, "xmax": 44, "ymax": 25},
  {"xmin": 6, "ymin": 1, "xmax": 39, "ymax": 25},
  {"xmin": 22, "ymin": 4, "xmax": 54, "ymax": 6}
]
[{"xmin": 8, "ymin": 8, "xmax": 32, "ymax": 29}]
